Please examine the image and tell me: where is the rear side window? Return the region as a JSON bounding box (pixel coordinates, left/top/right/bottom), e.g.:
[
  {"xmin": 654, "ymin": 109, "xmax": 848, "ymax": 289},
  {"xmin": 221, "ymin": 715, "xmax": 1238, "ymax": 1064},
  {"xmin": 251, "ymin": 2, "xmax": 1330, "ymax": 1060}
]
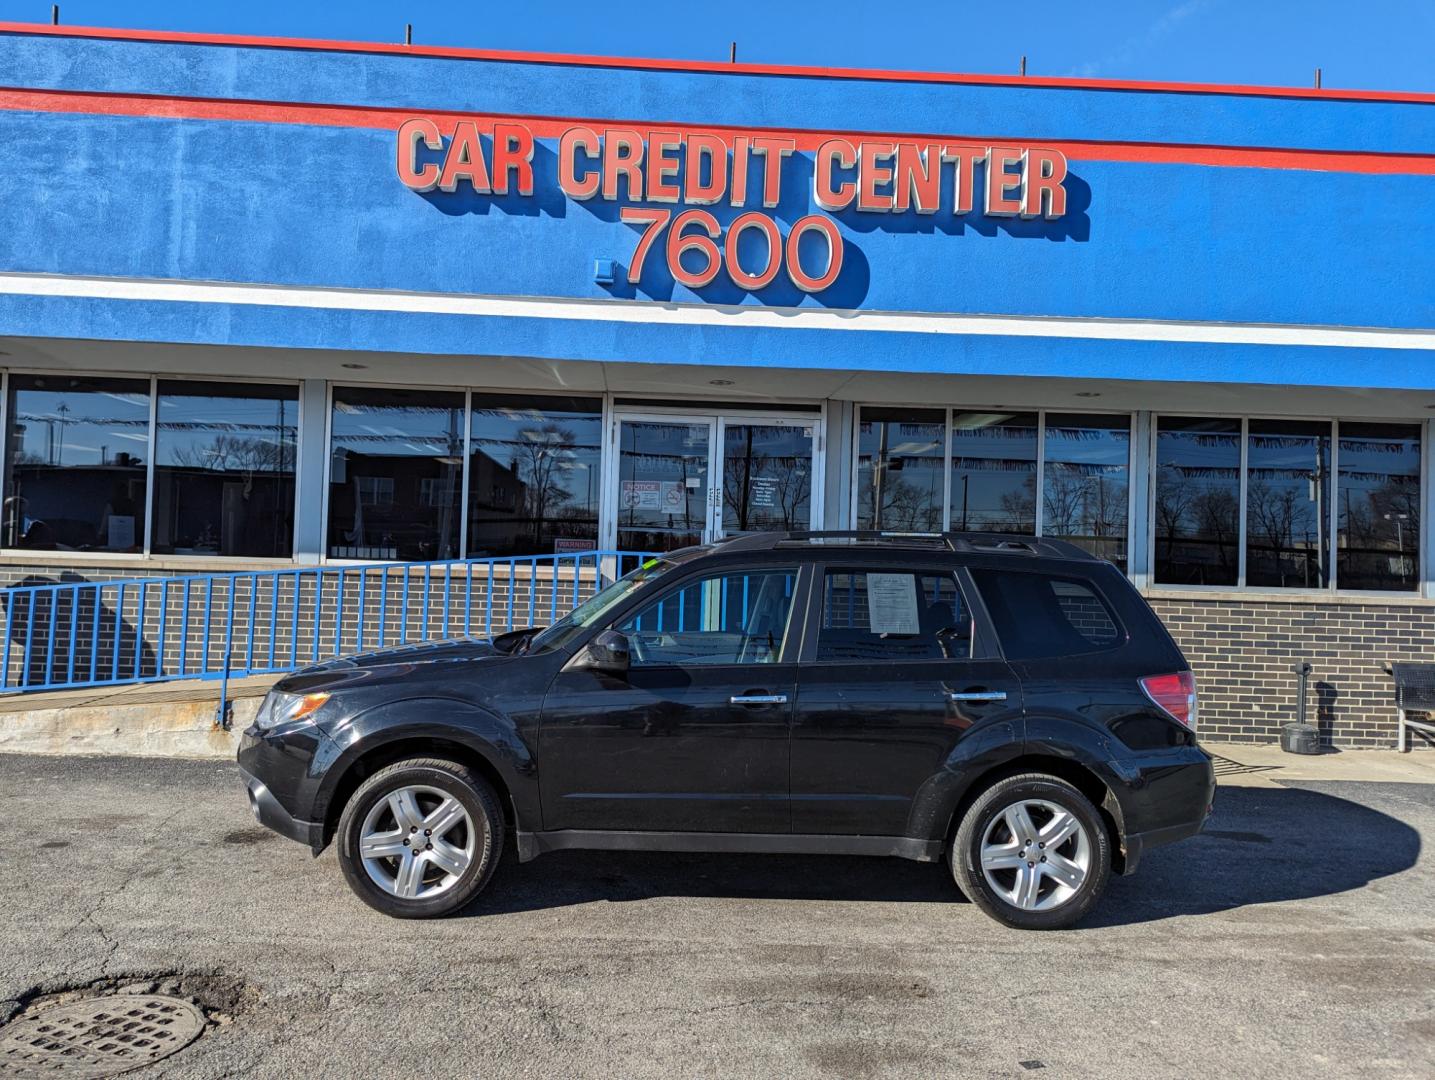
[
  {"xmin": 817, "ymin": 569, "xmax": 973, "ymax": 661},
  {"xmin": 969, "ymin": 569, "xmax": 1123, "ymax": 660}
]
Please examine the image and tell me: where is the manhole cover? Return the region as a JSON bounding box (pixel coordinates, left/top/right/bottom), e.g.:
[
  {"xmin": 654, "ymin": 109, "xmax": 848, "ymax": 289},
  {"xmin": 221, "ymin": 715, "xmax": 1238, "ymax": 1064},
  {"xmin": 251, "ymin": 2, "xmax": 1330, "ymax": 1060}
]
[{"xmin": 0, "ymin": 992, "xmax": 205, "ymax": 1078}]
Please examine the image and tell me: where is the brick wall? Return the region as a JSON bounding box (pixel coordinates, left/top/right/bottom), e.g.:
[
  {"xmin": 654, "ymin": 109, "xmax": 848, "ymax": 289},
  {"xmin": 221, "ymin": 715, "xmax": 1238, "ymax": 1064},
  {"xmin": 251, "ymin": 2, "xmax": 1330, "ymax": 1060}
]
[{"xmin": 1148, "ymin": 594, "xmax": 1434, "ymax": 749}]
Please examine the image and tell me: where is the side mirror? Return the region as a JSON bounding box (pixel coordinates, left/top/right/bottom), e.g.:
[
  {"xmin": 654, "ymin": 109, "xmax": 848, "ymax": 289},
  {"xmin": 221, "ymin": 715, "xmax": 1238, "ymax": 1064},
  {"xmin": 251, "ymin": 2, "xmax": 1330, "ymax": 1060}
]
[{"xmin": 574, "ymin": 629, "xmax": 631, "ymax": 676}]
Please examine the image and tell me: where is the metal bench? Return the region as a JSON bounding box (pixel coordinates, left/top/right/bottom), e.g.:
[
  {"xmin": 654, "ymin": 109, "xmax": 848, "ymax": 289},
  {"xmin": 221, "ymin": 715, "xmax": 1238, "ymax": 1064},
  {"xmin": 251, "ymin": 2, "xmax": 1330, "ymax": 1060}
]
[{"xmin": 1390, "ymin": 663, "xmax": 1435, "ymax": 752}]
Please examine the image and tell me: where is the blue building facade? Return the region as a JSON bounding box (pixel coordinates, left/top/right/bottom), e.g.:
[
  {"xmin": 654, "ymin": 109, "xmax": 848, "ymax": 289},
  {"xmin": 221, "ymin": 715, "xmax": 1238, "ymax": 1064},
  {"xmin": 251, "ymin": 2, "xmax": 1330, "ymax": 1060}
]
[{"xmin": 1, "ymin": 21, "xmax": 1433, "ymax": 744}]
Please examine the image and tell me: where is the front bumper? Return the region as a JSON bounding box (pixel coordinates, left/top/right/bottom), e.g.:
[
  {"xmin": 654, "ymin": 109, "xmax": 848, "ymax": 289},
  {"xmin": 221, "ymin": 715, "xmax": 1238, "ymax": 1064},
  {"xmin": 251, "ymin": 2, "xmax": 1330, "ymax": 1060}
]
[
  {"xmin": 236, "ymin": 720, "xmax": 337, "ymax": 853},
  {"xmin": 241, "ymin": 768, "xmax": 324, "ymax": 850}
]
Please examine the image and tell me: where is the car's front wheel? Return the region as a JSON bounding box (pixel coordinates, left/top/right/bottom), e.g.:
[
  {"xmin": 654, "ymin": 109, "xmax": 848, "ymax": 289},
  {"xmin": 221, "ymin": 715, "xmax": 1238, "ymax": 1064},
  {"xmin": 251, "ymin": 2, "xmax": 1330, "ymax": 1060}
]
[
  {"xmin": 336, "ymin": 757, "xmax": 504, "ymax": 918},
  {"xmin": 951, "ymin": 773, "xmax": 1111, "ymax": 930}
]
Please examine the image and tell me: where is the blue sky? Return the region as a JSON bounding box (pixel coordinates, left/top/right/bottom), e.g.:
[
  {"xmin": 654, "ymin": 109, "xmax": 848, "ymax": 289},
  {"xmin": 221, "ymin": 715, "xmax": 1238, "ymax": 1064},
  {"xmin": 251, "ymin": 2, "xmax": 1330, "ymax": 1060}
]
[{"xmin": 3, "ymin": 0, "xmax": 1433, "ymax": 93}]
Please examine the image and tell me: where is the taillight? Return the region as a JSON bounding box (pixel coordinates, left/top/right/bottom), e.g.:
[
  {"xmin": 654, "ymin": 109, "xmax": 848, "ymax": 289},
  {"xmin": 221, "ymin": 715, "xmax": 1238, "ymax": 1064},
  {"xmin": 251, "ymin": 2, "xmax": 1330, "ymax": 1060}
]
[{"xmin": 1140, "ymin": 670, "xmax": 1197, "ymax": 731}]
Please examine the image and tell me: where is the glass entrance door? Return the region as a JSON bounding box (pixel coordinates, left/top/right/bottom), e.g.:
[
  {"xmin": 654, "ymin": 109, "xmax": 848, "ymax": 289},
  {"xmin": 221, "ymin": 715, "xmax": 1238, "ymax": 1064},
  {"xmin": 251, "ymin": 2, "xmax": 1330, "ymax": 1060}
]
[
  {"xmin": 609, "ymin": 411, "xmax": 821, "ymax": 553},
  {"xmin": 719, "ymin": 418, "xmax": 816, "ymax": 537},
  {"xmin": 614, "ymin": 416, "xmax": 716, "ymax": 553}
]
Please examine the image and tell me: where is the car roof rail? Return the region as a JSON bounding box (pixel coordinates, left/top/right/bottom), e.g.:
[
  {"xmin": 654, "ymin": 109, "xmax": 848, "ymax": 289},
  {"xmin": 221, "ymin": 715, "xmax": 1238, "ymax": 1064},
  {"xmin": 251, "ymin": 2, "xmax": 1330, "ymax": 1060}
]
[{"xmin": 714, "ymin": 530, "xmax": 1097, "ymax": 560}]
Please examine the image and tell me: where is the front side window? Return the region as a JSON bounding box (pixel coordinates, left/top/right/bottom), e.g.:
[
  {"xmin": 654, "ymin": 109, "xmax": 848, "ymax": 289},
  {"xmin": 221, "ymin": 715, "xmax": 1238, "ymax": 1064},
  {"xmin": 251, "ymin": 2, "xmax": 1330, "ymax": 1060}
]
[
  {"xmin": 616, "ymin": 568, "xmax": 797, "ymax": 666},
  {"xmin": 327, "ymin": 386, "xmax": 463, "ymax": 561},
  {"xmin": 529, "ymin": 558, "xmax": 677, "ymax": 653},
  {"xmin": 467, "ymin": 394, "xmax": 602, "ymax": 558},
  {"xmin": 1043, "ymin": 413, "xmax": 1130, "ymax": 570},
  {"xmin": 3, "ymin": 374, "xmax": 150, "ymax": 552},
  {"xmin": 817, "ymin": 569, "xmax": 972, "ymax": 661},
  {"xmin": 1153, "ymin": 417, "xmax": 1241, "ymax": 586},
  {"xmin": 969, "ymin": 568, "xmax": 1122, "ymax": 661},
  {"xmin": 856, "ymin": 408, "xmax": 945, "ymax": 532},
  {"xmin": 151, "ymin": 381, "xmax": 298, "ymax": 557}
]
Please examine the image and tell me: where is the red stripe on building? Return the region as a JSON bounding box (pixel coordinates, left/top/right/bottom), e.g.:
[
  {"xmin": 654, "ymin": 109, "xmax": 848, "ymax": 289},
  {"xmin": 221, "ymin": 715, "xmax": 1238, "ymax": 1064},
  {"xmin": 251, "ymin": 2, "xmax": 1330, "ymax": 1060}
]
[
  {"xmin": 3, "ymin": 20, "xmax": 1434, "ymax": 105},
  {"xmin": 2, "ymin": 86, "xmax": 1433, "ymax": 177}
]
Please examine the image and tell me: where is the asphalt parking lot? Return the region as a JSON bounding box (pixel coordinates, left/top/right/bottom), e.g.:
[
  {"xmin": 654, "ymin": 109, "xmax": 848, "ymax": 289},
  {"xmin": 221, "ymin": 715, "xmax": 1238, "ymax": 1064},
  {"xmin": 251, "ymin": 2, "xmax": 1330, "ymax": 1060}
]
[{"xmin": 1, "ymin": 753, "xmax": 1432, "ymax": 1079}]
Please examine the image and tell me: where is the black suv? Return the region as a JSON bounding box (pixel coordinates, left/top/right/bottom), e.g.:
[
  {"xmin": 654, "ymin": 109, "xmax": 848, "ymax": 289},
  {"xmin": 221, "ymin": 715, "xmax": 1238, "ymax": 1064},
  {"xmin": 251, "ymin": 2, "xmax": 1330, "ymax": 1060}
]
[{"xmin": 238, "ymin": 532, "xmax": 1213, "ymax": 930}]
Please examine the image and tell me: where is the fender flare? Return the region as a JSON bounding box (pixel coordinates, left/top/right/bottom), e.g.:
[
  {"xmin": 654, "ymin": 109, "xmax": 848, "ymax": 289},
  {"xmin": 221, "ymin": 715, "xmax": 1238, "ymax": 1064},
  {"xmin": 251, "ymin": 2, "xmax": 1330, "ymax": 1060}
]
[{"xmin": 312, "ymin": 696, "xmax": 537, "ymax": 835}]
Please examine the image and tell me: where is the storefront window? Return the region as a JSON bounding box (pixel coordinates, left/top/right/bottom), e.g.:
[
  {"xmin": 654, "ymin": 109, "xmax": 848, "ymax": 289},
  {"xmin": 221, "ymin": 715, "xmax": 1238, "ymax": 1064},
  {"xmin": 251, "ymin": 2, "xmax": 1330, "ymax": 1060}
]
[
  {"xmin": 327, "ymin": 387, "xmax": 463, "ymax": 561},
  {"xmin": 856, "ymin": 408, "xmax": 945, "ymax": 532},
  {"xmin": 1043, "ymin": 413, "xmax": 1130, "ymax": 569},
  {"xmin": 1246, "ymin": 420, "xmax": 1331, "ymax": 589},
  {"xmin": 3, "ymin": 375, "xmax": 150, "ymax": 552},
  {"xmin": 467, "ymin": 394, "xmax": 602, "ymax": 557},
  {"xmin": 949, "ymin": 411, "xmax": 1038, "ymax": 534},
  {"xmin": 1336, "ymin": 422, "xmax": 1420, "ymax": 591},
  {"xmin": 150, "ymin": 381, "xmax": 298, "ymax": 557},
  {"xmin": 1153, "ymin": 417, "xmax": 1241, "ymax": 585}
]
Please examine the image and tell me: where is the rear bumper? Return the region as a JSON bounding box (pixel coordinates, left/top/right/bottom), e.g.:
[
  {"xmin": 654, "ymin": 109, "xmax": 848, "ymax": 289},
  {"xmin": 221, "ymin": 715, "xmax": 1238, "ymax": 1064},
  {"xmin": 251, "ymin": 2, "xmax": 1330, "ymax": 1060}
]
[
  {"xmin": 1116, "ymin": 748, "xmax": 1216, "ymax": 874},
  {"xmin": 1121, "ymin": 816, "xmax": 1208, "ymax": 875},
  {"xmin": 240, "ymin": 768, "xmax": 324, "ymax": 851}
]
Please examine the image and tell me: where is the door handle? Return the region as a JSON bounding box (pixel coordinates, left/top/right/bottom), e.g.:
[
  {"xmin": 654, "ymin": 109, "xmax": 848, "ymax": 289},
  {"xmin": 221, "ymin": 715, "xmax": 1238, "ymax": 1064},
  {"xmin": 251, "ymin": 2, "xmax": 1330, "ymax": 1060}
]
[
  {"xmin": 730, "ymin": 694, "xmax": 788, "ymax": 705},
  {"xmin": 948, "ymin": 690, "xmax": 1008, "ymax": 702}
]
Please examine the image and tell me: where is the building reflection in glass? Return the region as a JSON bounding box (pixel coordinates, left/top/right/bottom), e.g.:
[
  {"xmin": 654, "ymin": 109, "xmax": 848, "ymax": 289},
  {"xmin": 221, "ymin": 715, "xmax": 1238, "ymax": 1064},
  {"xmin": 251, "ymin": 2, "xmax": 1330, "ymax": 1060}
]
[
  {"xmin": 327, "ymin": 387, "xmax": 463, "ymax": 561},
  {"xmin": 949, "ymin": 411, "xmax": 1038, "ymax": 534},
  {"xmin": 1154, "ymin": 417, "xmax": 1241, "ymax": 585},
  {"xmin": 856, "ymin": 408, "xmax": 944, "ymax": 532},
  {"xmin": 1336, "ymin": 422, "xmax": 1420, "ymax": 591},
  {"xmin": 152, "ymin": 381, "xmax": 298, "ymax": 557},
  {"xmin": 1246, "ymin": 419, "xmax": 1332, "ymax": 588},
  {"xmin": 3, "ymin": 374, "xmax": 150, "ymax": 552},
  {"xmin": 468, "ymin": 395, "xmax": 602, "ymax": 557},
  {"xmin": 1043, "ymin": 413, "xmax": 1130, "ymax": 569}
]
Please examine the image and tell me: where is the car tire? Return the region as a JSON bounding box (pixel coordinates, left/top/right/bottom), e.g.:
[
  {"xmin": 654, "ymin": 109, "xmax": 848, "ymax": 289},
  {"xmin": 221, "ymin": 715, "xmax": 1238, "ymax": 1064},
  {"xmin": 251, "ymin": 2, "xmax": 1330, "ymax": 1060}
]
[
  {"xmin": 336, "ymin": 757, "xmax": 505, "ymax": 919},
  {"xmin": 951, "ymin": 773, "xmax": 1111, "ymax": 931}
]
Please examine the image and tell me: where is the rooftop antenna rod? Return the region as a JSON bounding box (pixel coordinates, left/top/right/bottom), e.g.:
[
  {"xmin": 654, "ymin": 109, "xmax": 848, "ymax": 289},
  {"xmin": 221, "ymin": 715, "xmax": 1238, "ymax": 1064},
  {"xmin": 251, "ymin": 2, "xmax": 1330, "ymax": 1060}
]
[
  {"xmin": 1314, "ymin": 67, "xmax": 1322, "ymax": 89},
  {"xmin": 51, "ymin": 4, "xmax": 59, "ymax": 24},
  {"xmin": 730, "ymin": 41, "xmax": 737, "ymax": 64},
  {"xmin": 1020, "ymin": 55, "xmax": 1027, "ymax": 76},
  {"xmin": 405, "ymin": 23, "xmax": 413, "ymax": 46}
]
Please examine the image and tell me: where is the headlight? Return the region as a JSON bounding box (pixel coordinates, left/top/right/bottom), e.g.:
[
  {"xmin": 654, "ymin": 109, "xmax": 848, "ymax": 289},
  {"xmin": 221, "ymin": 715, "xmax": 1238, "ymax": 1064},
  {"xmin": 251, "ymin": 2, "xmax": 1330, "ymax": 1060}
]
[{"xmin": 254, "ymin": 690, "xmax": 331, "ymax": 731}]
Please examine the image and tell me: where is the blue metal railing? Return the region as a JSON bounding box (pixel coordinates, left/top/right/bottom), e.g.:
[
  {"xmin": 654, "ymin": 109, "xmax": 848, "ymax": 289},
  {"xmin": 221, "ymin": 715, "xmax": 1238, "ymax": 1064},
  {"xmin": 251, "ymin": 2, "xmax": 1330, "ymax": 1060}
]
[{"xmin": 0, "ymin": 551, "xmax": 655, "ymax": 702}]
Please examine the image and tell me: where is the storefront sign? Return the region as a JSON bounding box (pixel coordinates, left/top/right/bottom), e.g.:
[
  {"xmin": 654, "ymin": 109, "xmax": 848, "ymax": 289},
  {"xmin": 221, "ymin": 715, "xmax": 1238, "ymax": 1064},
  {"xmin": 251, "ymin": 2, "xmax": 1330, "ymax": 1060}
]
[{"xmin": 396, "ymin": 119, "xmax": 1068, "ymax": 293}]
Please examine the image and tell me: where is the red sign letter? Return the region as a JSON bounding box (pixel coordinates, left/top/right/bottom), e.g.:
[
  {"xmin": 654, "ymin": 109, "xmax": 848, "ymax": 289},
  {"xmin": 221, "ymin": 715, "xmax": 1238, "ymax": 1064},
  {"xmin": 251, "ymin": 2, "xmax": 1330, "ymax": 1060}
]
[
  {"xmin": 940, "ymin": 144, "xmax": 986, "ymax": 215},
  {"xmin": 857, "ymin": 142, "xmax": 896, "ymax": 212},
  {"xmin": 559, "ymin": 127, "xmax": 601, "ymax": 200},
  {"xmin": 491, "ymin": 123, "xmax": 534, "ymax": 196},
  {"xmin": 684, "ymin": 134, "xmax": 727, "ymax": 205},
  {"xmin": 438, "ymin": 121, "xmax": 491, "ymax": 194},
  {"xmin": 602, "ymin": 128, "xmax": 645, "ymax": 201},
  {"xmin": 1022, "ymin": 149, "xmax": 1068, "ymax": 219},
  {"xmin": 984, "ymin": 146, "xmax": 1025, "ymax": 217},
  {"xmin": 894, "ymin": 143, "xmax": 940, "ymax": 214},
  {"xmin": 813, "ymin": 139, "xmax": 857, "ymax": 212},
  {"xmin": 396, "ymin": 118, "xmax": 442, "ymax": 192},
  {"xmin": 750, "ymin": 137, "xmax": 795, "ymax": 208}
]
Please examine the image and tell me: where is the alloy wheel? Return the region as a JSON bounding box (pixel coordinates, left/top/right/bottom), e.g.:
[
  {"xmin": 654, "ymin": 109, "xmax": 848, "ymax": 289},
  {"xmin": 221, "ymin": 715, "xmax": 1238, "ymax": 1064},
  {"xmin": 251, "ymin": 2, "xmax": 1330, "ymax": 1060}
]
[
  {"xmin": 979, "ymin": 798, "xmax": 1091, "ymax": 912},
  {"xmin": 358, "ymin": 784, "xmax": 477, "ymax": 900}
]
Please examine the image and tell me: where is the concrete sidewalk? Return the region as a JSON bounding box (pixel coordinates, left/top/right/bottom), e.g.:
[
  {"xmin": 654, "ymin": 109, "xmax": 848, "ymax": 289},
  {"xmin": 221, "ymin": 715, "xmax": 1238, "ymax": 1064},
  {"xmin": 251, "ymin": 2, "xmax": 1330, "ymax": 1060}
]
[{"xmin": 1204, "ymin": 740, "xmax": 1435, "ymax": 786}]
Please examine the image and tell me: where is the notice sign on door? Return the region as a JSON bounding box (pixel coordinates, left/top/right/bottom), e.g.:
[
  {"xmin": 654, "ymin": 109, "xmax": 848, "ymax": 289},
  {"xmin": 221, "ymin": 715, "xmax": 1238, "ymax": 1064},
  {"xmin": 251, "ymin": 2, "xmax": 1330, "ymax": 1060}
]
[
  {"xmin": 749, "ymin": 476, "xmax": 779, "ymax": 509},
  {"xmin": 621, "ymin": 480, "xmax": 687, "ymax": 512},
  {"xmin": 866, "ymin": 573, "xmax": 920, "ymax": 635}
]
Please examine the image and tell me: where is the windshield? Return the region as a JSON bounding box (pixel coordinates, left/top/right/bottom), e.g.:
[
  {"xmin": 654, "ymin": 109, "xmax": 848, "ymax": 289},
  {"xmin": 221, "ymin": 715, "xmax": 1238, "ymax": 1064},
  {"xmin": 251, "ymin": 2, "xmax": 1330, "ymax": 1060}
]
[{"xmin": 528, "ymin": 559, "xmax": 677, "ymax": 653}]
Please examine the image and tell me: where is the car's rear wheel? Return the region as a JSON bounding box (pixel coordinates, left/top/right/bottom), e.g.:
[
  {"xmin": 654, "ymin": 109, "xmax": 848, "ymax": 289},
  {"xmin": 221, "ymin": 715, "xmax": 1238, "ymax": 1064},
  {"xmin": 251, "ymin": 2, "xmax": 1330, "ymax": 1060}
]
[
  {"xmin": 951, "ymin": 773, "xmax": 1110, "ymax": 930},
  {"xmin": 337, "ymin": 757, "xmax": 504, "ymax": 918}
]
